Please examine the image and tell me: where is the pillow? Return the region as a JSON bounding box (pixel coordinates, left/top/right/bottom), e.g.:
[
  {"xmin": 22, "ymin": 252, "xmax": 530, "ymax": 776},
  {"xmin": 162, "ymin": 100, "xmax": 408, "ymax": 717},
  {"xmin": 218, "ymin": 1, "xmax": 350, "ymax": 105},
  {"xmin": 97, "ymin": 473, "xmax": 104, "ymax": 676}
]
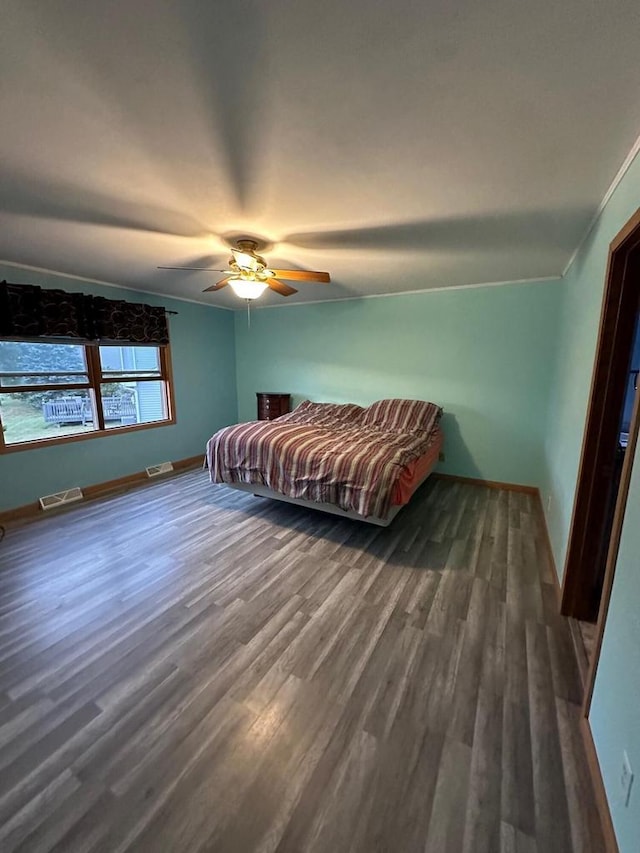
[
  {"xmin": 361, "ymin": 398, "xmax": 442, "ymax": 433},
  {"xmin": 279, "ymin": 400, "xmax": 365, "ymax": 427}
]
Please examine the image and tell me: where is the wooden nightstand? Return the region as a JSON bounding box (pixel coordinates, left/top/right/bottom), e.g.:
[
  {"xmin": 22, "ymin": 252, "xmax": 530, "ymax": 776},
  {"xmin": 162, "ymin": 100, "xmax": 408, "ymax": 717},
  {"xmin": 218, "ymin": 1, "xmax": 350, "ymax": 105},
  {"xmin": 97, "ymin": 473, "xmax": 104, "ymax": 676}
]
[{"xmin": 256, "ymin": 392, "xmax": 291, "ymax": 421}]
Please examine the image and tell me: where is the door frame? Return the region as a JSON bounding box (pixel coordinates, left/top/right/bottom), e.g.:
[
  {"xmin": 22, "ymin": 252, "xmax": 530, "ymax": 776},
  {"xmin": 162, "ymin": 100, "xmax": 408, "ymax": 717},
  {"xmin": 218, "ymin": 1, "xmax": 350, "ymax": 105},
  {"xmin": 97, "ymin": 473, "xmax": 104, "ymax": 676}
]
[
  {"xmin": 583, "ymin": 378, "xmax": 640, "ymax": 714},
  {"xmin": 560, "ymin": 207, "xmax": 640, "ymax": 714}
]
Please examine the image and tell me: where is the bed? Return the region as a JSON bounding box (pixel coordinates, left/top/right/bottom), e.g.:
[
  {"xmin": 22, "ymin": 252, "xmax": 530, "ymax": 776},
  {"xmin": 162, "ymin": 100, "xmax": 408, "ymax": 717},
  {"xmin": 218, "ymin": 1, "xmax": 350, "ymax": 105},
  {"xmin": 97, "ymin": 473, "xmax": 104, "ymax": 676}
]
[{"xmin": 206, "ymin": 398, "xmax": 443, "ymax": 526}]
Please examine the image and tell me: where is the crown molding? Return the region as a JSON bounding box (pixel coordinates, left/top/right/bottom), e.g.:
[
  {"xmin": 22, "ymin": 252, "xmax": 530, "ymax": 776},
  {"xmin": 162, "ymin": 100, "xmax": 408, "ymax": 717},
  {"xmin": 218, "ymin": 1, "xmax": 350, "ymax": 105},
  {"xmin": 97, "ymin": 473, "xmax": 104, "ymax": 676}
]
[
  {"xmin": 562, "ymin": 128, "xmax": 640, "ymax": 278},
  {"xmin": 242, "ymin": 275, "xmax": 561, "ymax": 311}
]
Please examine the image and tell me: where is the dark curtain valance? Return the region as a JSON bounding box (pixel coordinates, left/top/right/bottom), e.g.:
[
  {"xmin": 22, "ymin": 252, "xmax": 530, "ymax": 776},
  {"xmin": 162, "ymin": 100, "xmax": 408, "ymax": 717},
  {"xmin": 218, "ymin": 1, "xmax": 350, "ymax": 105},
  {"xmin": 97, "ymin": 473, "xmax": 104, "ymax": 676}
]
[{"xmin": 0, "ymin": 281, "xmax": 169, "ymax": 345}]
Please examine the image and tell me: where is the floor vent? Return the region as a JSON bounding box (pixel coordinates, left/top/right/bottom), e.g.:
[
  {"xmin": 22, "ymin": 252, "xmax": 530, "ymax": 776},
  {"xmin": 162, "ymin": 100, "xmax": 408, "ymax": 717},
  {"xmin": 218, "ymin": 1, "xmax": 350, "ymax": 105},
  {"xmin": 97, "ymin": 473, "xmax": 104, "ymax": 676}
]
[
  {"xmin": 39, "ymin": 487, "xmax": 84, "ymax": 511},
  {"xmin": 146, "ymin": 461, "xmax": 174, "ymax": 478}
]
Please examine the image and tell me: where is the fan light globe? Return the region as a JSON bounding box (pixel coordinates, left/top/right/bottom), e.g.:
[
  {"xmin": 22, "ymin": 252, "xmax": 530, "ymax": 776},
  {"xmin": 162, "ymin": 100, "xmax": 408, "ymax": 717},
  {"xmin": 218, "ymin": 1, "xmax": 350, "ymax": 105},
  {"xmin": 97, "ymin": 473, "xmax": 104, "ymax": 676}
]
[{"xmin": 228, "ymin": 279, "xmax": 268, "ymax": 300}]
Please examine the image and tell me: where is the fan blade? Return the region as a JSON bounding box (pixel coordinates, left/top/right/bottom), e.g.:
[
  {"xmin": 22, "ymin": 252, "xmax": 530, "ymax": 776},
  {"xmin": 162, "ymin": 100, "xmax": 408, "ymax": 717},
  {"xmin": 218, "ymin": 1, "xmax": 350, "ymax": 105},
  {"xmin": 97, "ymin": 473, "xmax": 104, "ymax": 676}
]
[
  {"xmin": 268, "ymin": 278, "xmax": 298, "ymax": 297},
  {"xmin": 202, "ymin": 277, "xmax": 232, "ymax": 292},
  {"xmin": 158, "ymin": 266, "xmax": 228, "ymax": 272},
  {"xmin": 271, "ymin": 269, "xmax": 330, "ymax": 282}
]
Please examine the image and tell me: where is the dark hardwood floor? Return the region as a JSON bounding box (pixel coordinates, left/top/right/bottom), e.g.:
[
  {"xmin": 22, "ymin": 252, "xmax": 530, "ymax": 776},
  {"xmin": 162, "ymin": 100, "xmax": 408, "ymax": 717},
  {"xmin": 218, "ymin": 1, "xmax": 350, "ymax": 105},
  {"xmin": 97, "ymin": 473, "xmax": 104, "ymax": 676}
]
[{"xmin": 0, "ymin": 471, "xmax": 606, "ymax": 852}]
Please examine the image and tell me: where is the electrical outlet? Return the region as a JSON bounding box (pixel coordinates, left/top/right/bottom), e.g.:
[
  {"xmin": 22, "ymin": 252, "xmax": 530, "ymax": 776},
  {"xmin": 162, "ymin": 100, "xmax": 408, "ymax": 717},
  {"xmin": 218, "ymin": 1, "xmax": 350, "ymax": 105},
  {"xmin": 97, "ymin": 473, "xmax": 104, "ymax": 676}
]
[
  {"xmin": 621, "ymin": 751, "xmax": 634, "ymax": 807},
  {"xmin": 438, "ymin": 451, "xmax": 445, "ymax": 462}
]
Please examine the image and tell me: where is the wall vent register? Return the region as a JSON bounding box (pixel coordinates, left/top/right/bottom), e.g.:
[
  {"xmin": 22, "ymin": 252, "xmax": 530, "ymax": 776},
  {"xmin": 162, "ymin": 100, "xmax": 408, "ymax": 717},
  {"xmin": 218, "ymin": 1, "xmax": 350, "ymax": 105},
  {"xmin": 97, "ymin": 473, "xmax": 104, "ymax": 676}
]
[
  {"xmin": 146, "ymin": 462, "xmax": 174, "ymax": 477},
  {"xmin": 39, "ymin": 487, "xmax": 84, "ymax": 510}
]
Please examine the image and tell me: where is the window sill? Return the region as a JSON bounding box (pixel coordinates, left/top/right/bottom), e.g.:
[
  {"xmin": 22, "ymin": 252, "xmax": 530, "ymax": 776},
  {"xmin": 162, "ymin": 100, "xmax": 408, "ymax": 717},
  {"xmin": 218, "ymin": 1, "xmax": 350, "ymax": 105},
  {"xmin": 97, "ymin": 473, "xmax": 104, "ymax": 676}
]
[{"xmin": 0, "ymin": 417, "xmax": 176, "ymax": 454}]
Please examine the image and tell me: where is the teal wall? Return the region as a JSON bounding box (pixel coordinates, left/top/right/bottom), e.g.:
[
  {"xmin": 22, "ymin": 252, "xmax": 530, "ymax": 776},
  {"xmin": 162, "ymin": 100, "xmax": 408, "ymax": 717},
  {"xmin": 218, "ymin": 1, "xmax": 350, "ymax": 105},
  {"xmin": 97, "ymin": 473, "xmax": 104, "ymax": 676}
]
[
  {"xmin": 589, "ymin": 461, "xmax": 640, "ymax": 853},
  {"xmin": 235, "ymin": 280, "xmax": 563, "ymax": 487},
  {"xmin": 0, "ymin": 265, "xmax": 237, "ymax": 510},
  {"xmin": 541, "ymin": 151, "xmax": 640, "ymax": 852}
]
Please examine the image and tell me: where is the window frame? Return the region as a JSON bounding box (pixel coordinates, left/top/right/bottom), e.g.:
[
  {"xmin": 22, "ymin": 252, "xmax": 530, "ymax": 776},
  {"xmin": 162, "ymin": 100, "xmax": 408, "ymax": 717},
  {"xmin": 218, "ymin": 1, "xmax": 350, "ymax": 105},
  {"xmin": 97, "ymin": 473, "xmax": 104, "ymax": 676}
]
[{"xmin": 0, "ymin": 341, "xmax": 176, "ymax": 453}]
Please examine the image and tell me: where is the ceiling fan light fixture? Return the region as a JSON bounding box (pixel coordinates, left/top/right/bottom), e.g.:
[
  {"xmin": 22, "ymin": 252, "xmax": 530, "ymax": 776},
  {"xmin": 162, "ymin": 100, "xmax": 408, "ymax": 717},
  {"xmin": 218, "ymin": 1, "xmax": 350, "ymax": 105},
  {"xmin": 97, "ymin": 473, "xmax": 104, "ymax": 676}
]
[
  {"xmin": 159, "ymin": 237, "xmax": 330, "ymax": 300},
  {"xmin": 228, "ymin": 278, "xmax": 268, "ymax": 300},
  {"xmin": 232, "ymin": 249, "xmax": 260, "ymax": 271}
]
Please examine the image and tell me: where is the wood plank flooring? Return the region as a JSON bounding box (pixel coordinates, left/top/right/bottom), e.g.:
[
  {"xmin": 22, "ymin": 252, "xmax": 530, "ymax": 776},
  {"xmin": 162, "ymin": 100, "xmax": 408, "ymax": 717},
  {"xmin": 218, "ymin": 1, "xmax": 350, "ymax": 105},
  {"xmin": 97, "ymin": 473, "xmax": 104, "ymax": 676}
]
[{"xmin": 0, "ymin": 472, "xmax": 606, "ymax": 852}]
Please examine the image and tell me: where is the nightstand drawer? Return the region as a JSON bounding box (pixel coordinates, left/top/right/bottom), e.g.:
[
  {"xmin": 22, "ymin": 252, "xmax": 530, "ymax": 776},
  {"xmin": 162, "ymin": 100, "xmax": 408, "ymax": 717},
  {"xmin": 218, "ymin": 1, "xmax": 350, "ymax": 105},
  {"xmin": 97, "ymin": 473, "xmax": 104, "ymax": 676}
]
[{"xmin": 256, "ymin": 393, "xmax": 291, "ymax": 421}]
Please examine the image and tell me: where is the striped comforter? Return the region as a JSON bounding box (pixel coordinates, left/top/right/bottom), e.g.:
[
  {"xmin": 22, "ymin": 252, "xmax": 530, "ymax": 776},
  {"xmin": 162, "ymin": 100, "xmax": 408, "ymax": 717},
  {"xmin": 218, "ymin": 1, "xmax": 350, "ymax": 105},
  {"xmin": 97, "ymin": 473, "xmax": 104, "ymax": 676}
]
[{"xmin": 206, "ymin": 406, "xmax": 441, "ymax": 519}]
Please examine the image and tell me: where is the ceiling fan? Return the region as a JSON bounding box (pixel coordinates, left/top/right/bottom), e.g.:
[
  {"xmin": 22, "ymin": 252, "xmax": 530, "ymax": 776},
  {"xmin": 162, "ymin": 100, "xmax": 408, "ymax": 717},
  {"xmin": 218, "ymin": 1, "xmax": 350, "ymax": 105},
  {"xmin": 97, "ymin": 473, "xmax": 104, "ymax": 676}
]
[{"xmin": 158, "ymin": 239, "xmax": 331, "ymax": 299}]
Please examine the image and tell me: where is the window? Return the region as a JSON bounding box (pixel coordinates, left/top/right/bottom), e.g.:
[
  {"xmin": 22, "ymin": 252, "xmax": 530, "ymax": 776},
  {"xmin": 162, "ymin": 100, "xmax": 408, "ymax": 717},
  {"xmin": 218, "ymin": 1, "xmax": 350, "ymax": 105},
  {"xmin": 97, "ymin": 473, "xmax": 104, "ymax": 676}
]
[{"xmin": 0, "ymin": 341, "xmax": 174, "ymax": 451}]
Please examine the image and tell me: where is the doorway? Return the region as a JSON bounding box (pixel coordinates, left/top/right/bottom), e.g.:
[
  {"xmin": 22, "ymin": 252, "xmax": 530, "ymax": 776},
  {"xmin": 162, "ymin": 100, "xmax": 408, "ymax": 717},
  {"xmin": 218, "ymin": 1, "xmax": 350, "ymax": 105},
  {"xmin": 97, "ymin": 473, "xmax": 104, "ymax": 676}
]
[{"xmin": 561, "ymin": 208, "xmax": 640, "ymax": 712}]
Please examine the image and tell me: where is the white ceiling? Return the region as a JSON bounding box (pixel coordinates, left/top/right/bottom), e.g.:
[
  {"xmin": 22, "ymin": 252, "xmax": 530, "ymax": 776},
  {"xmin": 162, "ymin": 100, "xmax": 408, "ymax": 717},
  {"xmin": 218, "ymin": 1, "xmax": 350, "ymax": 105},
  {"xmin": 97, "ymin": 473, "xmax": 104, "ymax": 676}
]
[{"xmin": 1, "ymin": 0, "xmax": 640, "ymax": 309}]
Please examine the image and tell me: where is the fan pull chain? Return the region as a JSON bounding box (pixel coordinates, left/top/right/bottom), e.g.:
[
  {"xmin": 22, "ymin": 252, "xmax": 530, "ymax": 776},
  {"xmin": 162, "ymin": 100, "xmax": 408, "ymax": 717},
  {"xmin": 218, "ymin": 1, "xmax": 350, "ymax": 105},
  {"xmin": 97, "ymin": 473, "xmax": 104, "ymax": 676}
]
[{"xmin": 246, "ymin": 299, "xmax": 251, "ymax": 328}]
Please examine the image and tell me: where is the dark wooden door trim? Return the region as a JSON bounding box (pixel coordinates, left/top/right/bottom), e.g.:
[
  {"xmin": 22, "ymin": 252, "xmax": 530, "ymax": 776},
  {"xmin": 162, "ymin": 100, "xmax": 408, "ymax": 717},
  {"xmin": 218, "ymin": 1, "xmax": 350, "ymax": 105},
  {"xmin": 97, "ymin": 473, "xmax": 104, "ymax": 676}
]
[
  {"xmin": 562, "ymin": 209, "xmax": 640, "ymax": 621},
  {"xmin": 583, "ymin": 376, "xmax": 640, "ymax": 716},
  {"xmin": 560, "ymin": 207, "xmax": 640, "ymax": 715}
]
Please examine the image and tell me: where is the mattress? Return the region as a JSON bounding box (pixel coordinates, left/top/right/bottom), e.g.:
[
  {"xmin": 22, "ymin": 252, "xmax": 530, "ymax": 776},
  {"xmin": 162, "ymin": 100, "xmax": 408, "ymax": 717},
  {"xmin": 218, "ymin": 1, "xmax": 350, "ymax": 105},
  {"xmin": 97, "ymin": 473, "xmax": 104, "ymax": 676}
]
[{"xmin": 392, "ymin": 426, "xmax": 442, "ymax": 505}]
